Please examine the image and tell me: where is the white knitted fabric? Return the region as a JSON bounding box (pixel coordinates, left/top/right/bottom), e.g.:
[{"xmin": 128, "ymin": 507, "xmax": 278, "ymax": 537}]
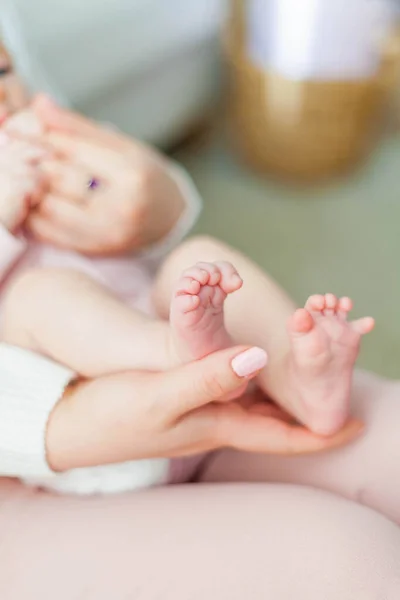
[
  {"xmin": 0, "ymin": 344, "xmax": 170, "ymax": 494},
  {"xmin": 27, "ymin": 458, "xmax": 170, "ymax": 496},
  {"xmin": 0, "ymin": 343, "xmax": 74, "ymax": 478}
]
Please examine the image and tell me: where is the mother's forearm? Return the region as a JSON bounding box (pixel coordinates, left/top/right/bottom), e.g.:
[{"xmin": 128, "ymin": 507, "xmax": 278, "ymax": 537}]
[
  {"xmin": 46, "ymin": 373, "xmax": 159, "ymax": 472},
  {"xmin": 0, "ymin": 343, "xmax": 75, "ymax": 479}
]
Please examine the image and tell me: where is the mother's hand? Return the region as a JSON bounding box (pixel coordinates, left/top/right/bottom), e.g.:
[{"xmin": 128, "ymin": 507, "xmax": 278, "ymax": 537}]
[
  {"xmin": 46, "ymin": 346, "xmax": 363, "ymax": 472},
  {"xmin": 4, "ymin": 95, "xmax": 188, "ymax": 255}
]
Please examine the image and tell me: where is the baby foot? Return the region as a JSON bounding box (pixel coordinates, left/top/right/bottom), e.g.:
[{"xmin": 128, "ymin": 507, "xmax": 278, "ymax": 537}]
[
  {"xmin": 170, "ymin": 261, "xmax": 243, "ymax": 362},
  {"xmin": 286, "ymin": 294, "xmax": 374, "ymax": 435}
]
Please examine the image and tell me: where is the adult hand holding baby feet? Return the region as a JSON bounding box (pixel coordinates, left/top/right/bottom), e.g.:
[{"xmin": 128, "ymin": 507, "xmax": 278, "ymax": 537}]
[
  {"xmin": 168, "ymin": 262, "xmax": 374, "ymax": 424},
  {"xmin": 155, "ymin": 237, "xmax": 375, "ymax": 440},
  {"xmin": 0, "ymin": 103, "xmax": 371, "ymax": 451},
  {"xmin": 47, "ymin": 345, "xmax": 364, "ymax": 473},
  {"xmin": 285, "ymin": 294, "xmax": 374, "ymax": 436},
  {"xmin": 169, "ymin": 265, "xmax": 374, "ymax": 430}
]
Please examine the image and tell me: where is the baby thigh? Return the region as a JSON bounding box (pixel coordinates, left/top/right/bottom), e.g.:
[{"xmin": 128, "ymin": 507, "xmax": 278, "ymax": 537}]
[
  {"xmin": 1, "ymin": 267, "xmax": 62, "ymax": 350},
  {"xmin": 201, "ymin": 370, "xmax": 400, "ymax": 524},
  {"xmin": 1, "ymin": 267, "xmax": 172, "ymax": 376},
  {"xmin": 1, "ymin": 268, "xmax": 105, "ymax": 355}
]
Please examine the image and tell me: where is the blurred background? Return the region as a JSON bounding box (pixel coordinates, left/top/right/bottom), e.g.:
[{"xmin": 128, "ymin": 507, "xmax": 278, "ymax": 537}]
[{"xmin": 2, "ymin": 0, "xmax": 400, "ymax": 377}]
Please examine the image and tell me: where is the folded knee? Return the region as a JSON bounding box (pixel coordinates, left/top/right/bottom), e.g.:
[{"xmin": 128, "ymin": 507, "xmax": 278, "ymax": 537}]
[
  {"xmin": 4, "ymin": 267, "xmax": 63, "ymax": 305},
  {"xmin": 175, "ymin": 235, "xmax": 230, "ymax": 261},
  {"xmin": 2, "ymin": 268, "xmax": 82, "ymax": 327},
  {"xmin": 161, "ymin": 236, "xmax": 233, "ymax": 278}
]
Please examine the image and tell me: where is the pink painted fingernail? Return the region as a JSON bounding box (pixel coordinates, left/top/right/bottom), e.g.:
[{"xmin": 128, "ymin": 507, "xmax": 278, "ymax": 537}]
[{"xmin": 231, "ymin": 347, "xmax": 268, "ymax": 377}]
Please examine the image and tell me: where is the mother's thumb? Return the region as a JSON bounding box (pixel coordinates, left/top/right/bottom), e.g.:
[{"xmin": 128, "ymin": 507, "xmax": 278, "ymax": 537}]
[{"xmin": 168, "ymin": 346, "xmax": 267, "ymax": 415}]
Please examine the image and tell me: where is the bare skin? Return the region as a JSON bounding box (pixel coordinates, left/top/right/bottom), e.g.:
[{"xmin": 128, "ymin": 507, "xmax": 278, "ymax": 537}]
[
  {"xmin": 0, "ymin": 110, "xmax": 374, "ymax": 438},
  {"xmin": 169, "ymin": 261, "xmax": 374, "ymax": 432},
  {"xmin": 285, "ymin": 295, "xmax": 374, "ymax": 434},
  {"xmin": 154, "ymin": 237, "xmax": 374, "ymax": 436},
  {"xmin": 170, "ymin": 261, "xmax": 243, "ymax": 361},
  {"xmin": 3, "ymin": 256, "xmax": 372, "ymax": 437}
]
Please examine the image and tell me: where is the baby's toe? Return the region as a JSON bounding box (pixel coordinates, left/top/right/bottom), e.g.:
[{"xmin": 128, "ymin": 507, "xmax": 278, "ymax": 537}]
[
  {"xmin": 288, "ymin": 308, "xmax": 315, "ymax": 335},
  {"xmin": 176, "ymin": 276, "xmax": 201, "ymax": 297},
  {"xmin": 324, "ymin": 293, "xmax": 338, "ymax": 316},
  {"xmin": 351, "ymin": 317, "xmax": 375, "ymax": 335},
  {"xmin": 199, "ymin": 283, "xmax": 226, "ymax": 308},
  {"xmin": 174, "ymin": 294, "xmax": 201, "ymax": 314},
  {"xmin": 338, "ymin": 297, "xmax": 353, "ymax": 320},
  {"xmin": 182, "ymin": 266, "xmax": 210, "ymax": 286},
  {"xmin": 195, "ymin": 262, "xmax": 221, "ymax": 286},
  {"xmin": 305, "ymin": 294, "xmax": 325, "ymax": 314},
  {"xmin": 215, "ymin": 261, "xmax": 243, "ymax": 294}
]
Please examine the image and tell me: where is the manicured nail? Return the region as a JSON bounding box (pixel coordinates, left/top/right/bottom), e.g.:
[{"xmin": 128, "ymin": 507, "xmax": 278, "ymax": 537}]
[{"xmin": 231, "ymin": 347, "xmax": 268, "ymax": 377}]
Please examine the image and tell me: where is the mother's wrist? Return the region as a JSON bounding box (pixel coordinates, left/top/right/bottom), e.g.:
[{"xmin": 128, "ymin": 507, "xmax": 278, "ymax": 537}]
[
  {"xmin": 46, "ymin": 378, "xmax": 117, "ymax": 473},
  {"xmin": 46, "ymin": 375, "xmax": 150, "ymax": 472}
]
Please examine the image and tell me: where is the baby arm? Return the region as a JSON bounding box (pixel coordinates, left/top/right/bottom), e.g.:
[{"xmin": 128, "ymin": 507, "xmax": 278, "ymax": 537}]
[
  {"xmin": 0, "ymin": 123, "xmax": 52, "ymax": 273},
  {"xmin": 0, "ymin": 152, "xmax": 45, "ymax": 279}
]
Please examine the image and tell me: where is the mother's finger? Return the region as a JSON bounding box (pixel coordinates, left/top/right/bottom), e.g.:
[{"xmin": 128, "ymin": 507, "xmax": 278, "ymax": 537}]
[
  {"xmin": 160, "ymin": 346, "xmax": 268, "ymax": 418},
  {"xmin": 40, "ymin": 159, "xmax": 100, "ymax": 203},
  {"xmin": 35, "ymin": 193, "xmax": 91, "ymax": 233},
  {"xmin": 0, "ymin": 164, "xmax": 46, "ymax": 208},
  {"xmin": 222, "ymin": 404, "xmax": 364, "ymax": 455},
  {"xmin": 0, "ymin": 159, "xmax": 41, "ymax": 181},
  {"xmin": 247, "ymin": 399, "xmax": 295, "ymax": 424},
  {"xmin": 27, "ymin": 210, "xmax": 91, "ymax": 252},
  {"xmin": 43, "ymin": 133, "xmax": 128, "ymax": 179},
  {"xmin": 0, "ymin": 136, "xmax": 49, "ymax": 165}
]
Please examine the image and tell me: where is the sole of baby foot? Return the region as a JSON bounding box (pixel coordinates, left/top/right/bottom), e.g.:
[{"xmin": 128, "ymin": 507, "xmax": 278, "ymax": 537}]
[
  {"xmin": 285, "ymin": 293, "xmax": 374, "ymax": 436},
  {"xmin": 170, "ymin": 261, "xmax": 243, "ymax": 363}
]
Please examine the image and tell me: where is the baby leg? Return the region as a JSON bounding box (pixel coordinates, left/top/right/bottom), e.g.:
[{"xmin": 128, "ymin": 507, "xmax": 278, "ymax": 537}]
[
  {"xmin": 2, "ymin": 268, "xmax": 175, "ymax": 377},
  {"xmin": 2, "ymin": 264, "xmax": 246, "ymax": 378},
  {"xmin": 201, "ymin": 369, "xmax": 400, "ymax": 526},
  {"xmin": 154, "ymin": 236, "xmax": 373, "ymax": 435}
]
